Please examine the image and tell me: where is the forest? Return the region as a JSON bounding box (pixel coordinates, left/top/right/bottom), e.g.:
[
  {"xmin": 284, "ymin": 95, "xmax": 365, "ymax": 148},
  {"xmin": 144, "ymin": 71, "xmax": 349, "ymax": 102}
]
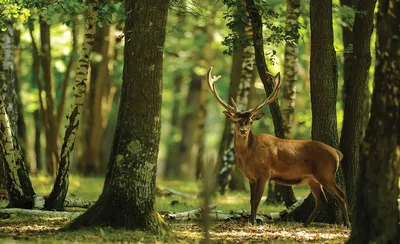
[{"xmin": 0, "ymin": 0, "xmax": 399, "ymax": 243}]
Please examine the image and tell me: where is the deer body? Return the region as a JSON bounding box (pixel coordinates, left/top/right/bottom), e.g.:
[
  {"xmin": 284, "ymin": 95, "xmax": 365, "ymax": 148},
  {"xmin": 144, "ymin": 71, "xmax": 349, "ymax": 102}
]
[
  {"xmin": 207, "ymin": 67, "xmax": 350, "ymax": 227},
  {"xmin": 235, "ymin": 133, "xmax": 341, "ymax": 185}
]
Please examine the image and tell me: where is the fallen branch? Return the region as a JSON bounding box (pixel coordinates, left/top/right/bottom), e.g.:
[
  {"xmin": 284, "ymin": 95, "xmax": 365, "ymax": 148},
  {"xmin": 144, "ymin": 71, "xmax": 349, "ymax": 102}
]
[
  {"xmin": 155, "ymin": 187, "xmax": 196, "ymax": 199},
  {"xmin": 0, "ymin": 208, "xmax": 83, "ymax": 219},
  {"xmin": 33, "ymin": 195, "xmax": 95, "ymax": 209},
  {"xmin": 164, "ymin": 199, "xmax": 306, "ymax": 223}
]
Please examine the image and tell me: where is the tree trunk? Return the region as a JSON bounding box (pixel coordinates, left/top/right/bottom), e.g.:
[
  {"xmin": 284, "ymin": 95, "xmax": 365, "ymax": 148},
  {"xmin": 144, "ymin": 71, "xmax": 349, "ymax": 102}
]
[
  {"xmin": 195, "ymin": 12, "xmax": 215, "ymax": 180},
  {"xmin": 29, "ymin": 25, "xmax": 45, "ymax": 173},
  {"xmin": 291, "ymin": 0, "xmax": 344, "ymax": 224},
  {"xmin": 163, "ymin": 0, "xmax": 186, "ymax": 180},
  {"xmin": 13, "ymin": 28, "xmax": 27, "ymax": 163},
  {"xmin": 339, "ymin": 0, "xmax": 376, "ymax": 212},
  {"xmin": 265, "ymin": 0, "xmax": 300, "ymax": 208},
  {"xmin": 0, "ymin": 23, "xmax": 35, "ymax": 208},
  {"xmin": 348, "ymin": 0, "xmax": 400, "ymax": 242},
  {"xmin": 56, "ymin": 17, "xmax": 79, "ymax": 140},
  {"xmin": 218, "ymin": 42, "xmax": 255, "ymax": 193},
  {"xmin": 173, "ymin": 73, "xmax": 202, "ymax": 179},
  {"xmin": 163, "ymin": 74, "xmax": 184, "ymax": 179},
  {"xmin": 281, "ymin": 0, "xmax": 300, "ymax": 139},
  {"xmin": 244, "ymin": 0, "xmax": 296, "ymax": 207},
  {"xmin": 39, "ymin": 19, "xmax": 59, "ymax": 176},
  {"xmin": 216, "ymin": 49, "xmax": 242, "ymax": 192},
  {"xmin": 45, "ymin": 0, "xmax": 99, "ymax": 211},
  {"xmin": 69, "ymin": 0, "xmax": 170, "ymax": 232},
  {"xmin": 80, "ymin": 21, "xmax": 113, "ymax": 175}
]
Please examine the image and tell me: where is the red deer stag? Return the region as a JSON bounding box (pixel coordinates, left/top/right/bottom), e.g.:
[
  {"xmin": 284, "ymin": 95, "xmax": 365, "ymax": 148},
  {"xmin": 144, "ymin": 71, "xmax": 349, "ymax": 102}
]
[{"xmin": 207, "ymin": 67, "xmax": 350, "ymax": 227}]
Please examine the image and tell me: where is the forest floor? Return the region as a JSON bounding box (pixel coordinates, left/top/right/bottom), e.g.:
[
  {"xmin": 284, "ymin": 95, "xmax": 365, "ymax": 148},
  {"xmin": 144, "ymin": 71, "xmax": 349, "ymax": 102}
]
[{"xmin": 0, "ymin": 175, "xmax": 350, "ymax": 243}]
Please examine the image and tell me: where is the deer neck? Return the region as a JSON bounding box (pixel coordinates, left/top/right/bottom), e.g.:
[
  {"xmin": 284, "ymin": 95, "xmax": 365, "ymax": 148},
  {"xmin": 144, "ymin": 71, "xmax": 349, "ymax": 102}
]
[{"xmin": 234, "ymin": 130, "xmax": 255, "ymax": 154}]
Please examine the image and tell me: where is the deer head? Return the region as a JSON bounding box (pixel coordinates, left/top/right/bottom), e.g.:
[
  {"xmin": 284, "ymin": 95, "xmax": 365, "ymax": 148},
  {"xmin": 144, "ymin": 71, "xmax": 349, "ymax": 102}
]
[{"xmin": 207, "ymin": 67, "xmax": 281, "ymax": 137}]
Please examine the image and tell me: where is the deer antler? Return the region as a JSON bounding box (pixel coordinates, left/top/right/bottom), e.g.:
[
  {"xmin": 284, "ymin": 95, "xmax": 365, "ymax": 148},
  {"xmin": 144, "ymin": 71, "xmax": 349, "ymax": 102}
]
[
  {"xmin": 207, "ymin": 67, "xmax": 236, "ymax": 113},
  {"xmin": 247, "ymin": 72, "xmax": 281, "ymax": 114}
]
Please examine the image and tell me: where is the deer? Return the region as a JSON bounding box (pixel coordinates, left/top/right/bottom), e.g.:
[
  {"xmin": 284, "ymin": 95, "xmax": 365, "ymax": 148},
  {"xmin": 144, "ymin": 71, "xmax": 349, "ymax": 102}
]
[{"xmin": 207, "ymin": 67, "xmax": 350, "ymax": 227}]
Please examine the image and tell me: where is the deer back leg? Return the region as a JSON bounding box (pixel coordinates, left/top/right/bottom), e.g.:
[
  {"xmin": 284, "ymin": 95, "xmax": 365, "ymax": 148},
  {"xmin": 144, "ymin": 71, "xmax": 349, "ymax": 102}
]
[
  {"xmin": 320, "ymin": 180, "xmax": 350, "ymax": 227},
  {"xmin": 304, "ymin": 180, "xmax": 327, "ymax": 227}
]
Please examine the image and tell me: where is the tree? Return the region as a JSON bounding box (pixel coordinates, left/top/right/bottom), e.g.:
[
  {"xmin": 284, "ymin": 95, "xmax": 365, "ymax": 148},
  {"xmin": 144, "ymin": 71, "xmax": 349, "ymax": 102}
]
[
  {"xmin": 266, "ymin": 0, "xmax": 300, "ymax": 207},
  {"xmin": 348, "ymin": 0, "xmax": 400, "ymax": 242},
  {"xmin": 244, "ymin": 0, "xmax": 296, "ymax": 207},
  {"xmin": 80, "ymin": 19, "xmax": 115, "ymax": 175},
  {"xmin": 339, "ymin": 0, "xmax": 376, "ymax": 210},
  {"xmin": 39, "ymin": 16, "xmax": 59, "ymax": 176},
  {"xmin": 0, "ymin": 22, "xmax": 35, "ymax": 207},
  {"xmin": 291, "ymin": 0, "xmax": 346, "ymax": 224},
  {"xmin": 195, "ymin": 6, "xmax": 216, "ymax": 180},
  {"xmin": 44, "ymin": 0, "xmax": 99, "ymax": 210},
  {"xmin": 68, "ymin": 0, "xmax": 170, "ymax": 232}
]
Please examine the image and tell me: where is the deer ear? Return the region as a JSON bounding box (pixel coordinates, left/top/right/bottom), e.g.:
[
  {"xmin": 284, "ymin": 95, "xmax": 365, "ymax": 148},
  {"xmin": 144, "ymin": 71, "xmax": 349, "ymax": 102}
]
[
  {"xmin": 251, "ymin": 113, "xmax": 265, "ymax": 121},
  {"xmin": 223, "ymin": 111, "xmax": 235, "ymax": 120}
]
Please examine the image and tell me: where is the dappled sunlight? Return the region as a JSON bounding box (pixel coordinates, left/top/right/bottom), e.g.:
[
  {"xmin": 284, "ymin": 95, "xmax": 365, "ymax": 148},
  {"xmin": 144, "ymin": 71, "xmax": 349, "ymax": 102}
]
[{"xmin": 172, "ymin": 221, "xmax": 350, "ymax": 243}]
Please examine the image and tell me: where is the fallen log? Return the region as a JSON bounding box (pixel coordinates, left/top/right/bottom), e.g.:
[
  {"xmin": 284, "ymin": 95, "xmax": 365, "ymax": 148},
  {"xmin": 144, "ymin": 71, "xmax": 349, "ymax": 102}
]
[
  {"xmin": 0, "ymin": 208, "xmax": 83, "ymax": 219},
  {"xmin": 33, "ymin": 195, "xmax": 95, "ymax": 209}
]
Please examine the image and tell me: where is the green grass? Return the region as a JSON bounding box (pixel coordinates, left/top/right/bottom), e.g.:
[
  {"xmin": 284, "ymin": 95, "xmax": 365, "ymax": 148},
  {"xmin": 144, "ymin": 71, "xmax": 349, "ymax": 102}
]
[
  {"xmin": 29, "ymin": 175, "xmax": 310, "ymax": 214},
  {"xmin": 0, "ymin": 176, "xmax": 349, "ymax": 244}
]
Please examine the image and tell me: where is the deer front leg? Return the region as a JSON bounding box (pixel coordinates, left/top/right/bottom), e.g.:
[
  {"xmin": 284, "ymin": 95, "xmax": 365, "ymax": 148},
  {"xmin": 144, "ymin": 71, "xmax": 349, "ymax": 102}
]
[{"xmin": 250, "ymin": 178, "xmax": 268, "ymax": 225}]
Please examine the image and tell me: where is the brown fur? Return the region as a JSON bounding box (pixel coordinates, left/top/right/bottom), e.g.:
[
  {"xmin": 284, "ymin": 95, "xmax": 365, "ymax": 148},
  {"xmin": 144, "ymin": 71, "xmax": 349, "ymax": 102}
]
[{"xmin": 231, "ymin": 116, "xmax": 350, "ymax": 227}]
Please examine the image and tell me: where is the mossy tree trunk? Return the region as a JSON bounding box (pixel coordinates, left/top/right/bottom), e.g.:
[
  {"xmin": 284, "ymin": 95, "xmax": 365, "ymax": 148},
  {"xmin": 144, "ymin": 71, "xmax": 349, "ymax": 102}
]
[
  {"xmin": 339, "ymin": 0, "xmax": 376, "ymax": 211},
  {"xmin": 44, "ymin": 0, "xmax": 99, "ymax": 211},
  {"xmin": 0, "ymin": 23, "xmax": 35, "ymax": 208},
  {"xmin": 244, "ymin": 0, "xmax": 296, "ymax": 206},
  {"xmin": 69, "ymin": 0, "xmax": 170, "ymax": 232},
  {"xmin": 291, "ymin": 0, "xmax": 345, "ymax": 224},
  {"xmin": 348, "ymin": 0, "xmax": 400, "ymax": 242}
]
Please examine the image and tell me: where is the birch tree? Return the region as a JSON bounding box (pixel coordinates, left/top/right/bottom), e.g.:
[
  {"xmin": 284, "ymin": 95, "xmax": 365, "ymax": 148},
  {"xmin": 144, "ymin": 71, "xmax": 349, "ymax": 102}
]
[{"xmin": 45, "ymin": 0, "xmax": 99, "ymax": 210}]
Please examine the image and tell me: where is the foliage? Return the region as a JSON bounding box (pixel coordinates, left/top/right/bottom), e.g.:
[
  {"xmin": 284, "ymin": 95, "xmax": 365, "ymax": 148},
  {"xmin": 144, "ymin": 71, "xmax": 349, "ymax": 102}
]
[
  {"xmin": 0, "ymin": 0, "xmax": 30, "ymax": 30},
  {"xmin": 221, "ymin": 0, "xmax": 302, "ymax": 55}
]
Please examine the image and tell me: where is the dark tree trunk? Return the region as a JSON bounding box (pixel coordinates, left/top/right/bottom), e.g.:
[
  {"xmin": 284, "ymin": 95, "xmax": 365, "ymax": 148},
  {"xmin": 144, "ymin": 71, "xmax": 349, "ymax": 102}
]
[
  {"xmin": 29, "ymin": 25, "xmax": 45, "ymax": 173},
  {"xmin": 291, "ymin": 0, "xmax": 346, "ymax": 224},
  {"xmin": 173, "ymin": 73, "xmax": 202, "ymax": 179},
  {"xmin": 162, "ymin": 0, "xmax": 186, "ymax": 180},
  {"xmin": 69, "ymin": 0, "xmax": 170, "ymax": 232},
  {"xmin": 348, "ymin": 0, "xmax": 400, "ymax": 242},
  {"xmin": 195, "ymin": 11, "xmax": 215, "ymax": 180},
  {"xmin": 266, "ymin": 0, "xmax": 300, "ymax": 208},
  {"xmin": 39, "ymin": 19, "xmax": 59, "ymax": 176},
  {"xmin": 244, "ymin": 0, "xmax": 296, "ymax": 207},
  {"xmin": 33, "ymin": 110, "xmax": 42, "ymax": 171},
  {"xmin": 163, "ymin": 74, "xmax": 184, "ymax": 179},
  {"xmin": 339, "ymin": 0, "xmax": 376, "ymax": 212}
]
